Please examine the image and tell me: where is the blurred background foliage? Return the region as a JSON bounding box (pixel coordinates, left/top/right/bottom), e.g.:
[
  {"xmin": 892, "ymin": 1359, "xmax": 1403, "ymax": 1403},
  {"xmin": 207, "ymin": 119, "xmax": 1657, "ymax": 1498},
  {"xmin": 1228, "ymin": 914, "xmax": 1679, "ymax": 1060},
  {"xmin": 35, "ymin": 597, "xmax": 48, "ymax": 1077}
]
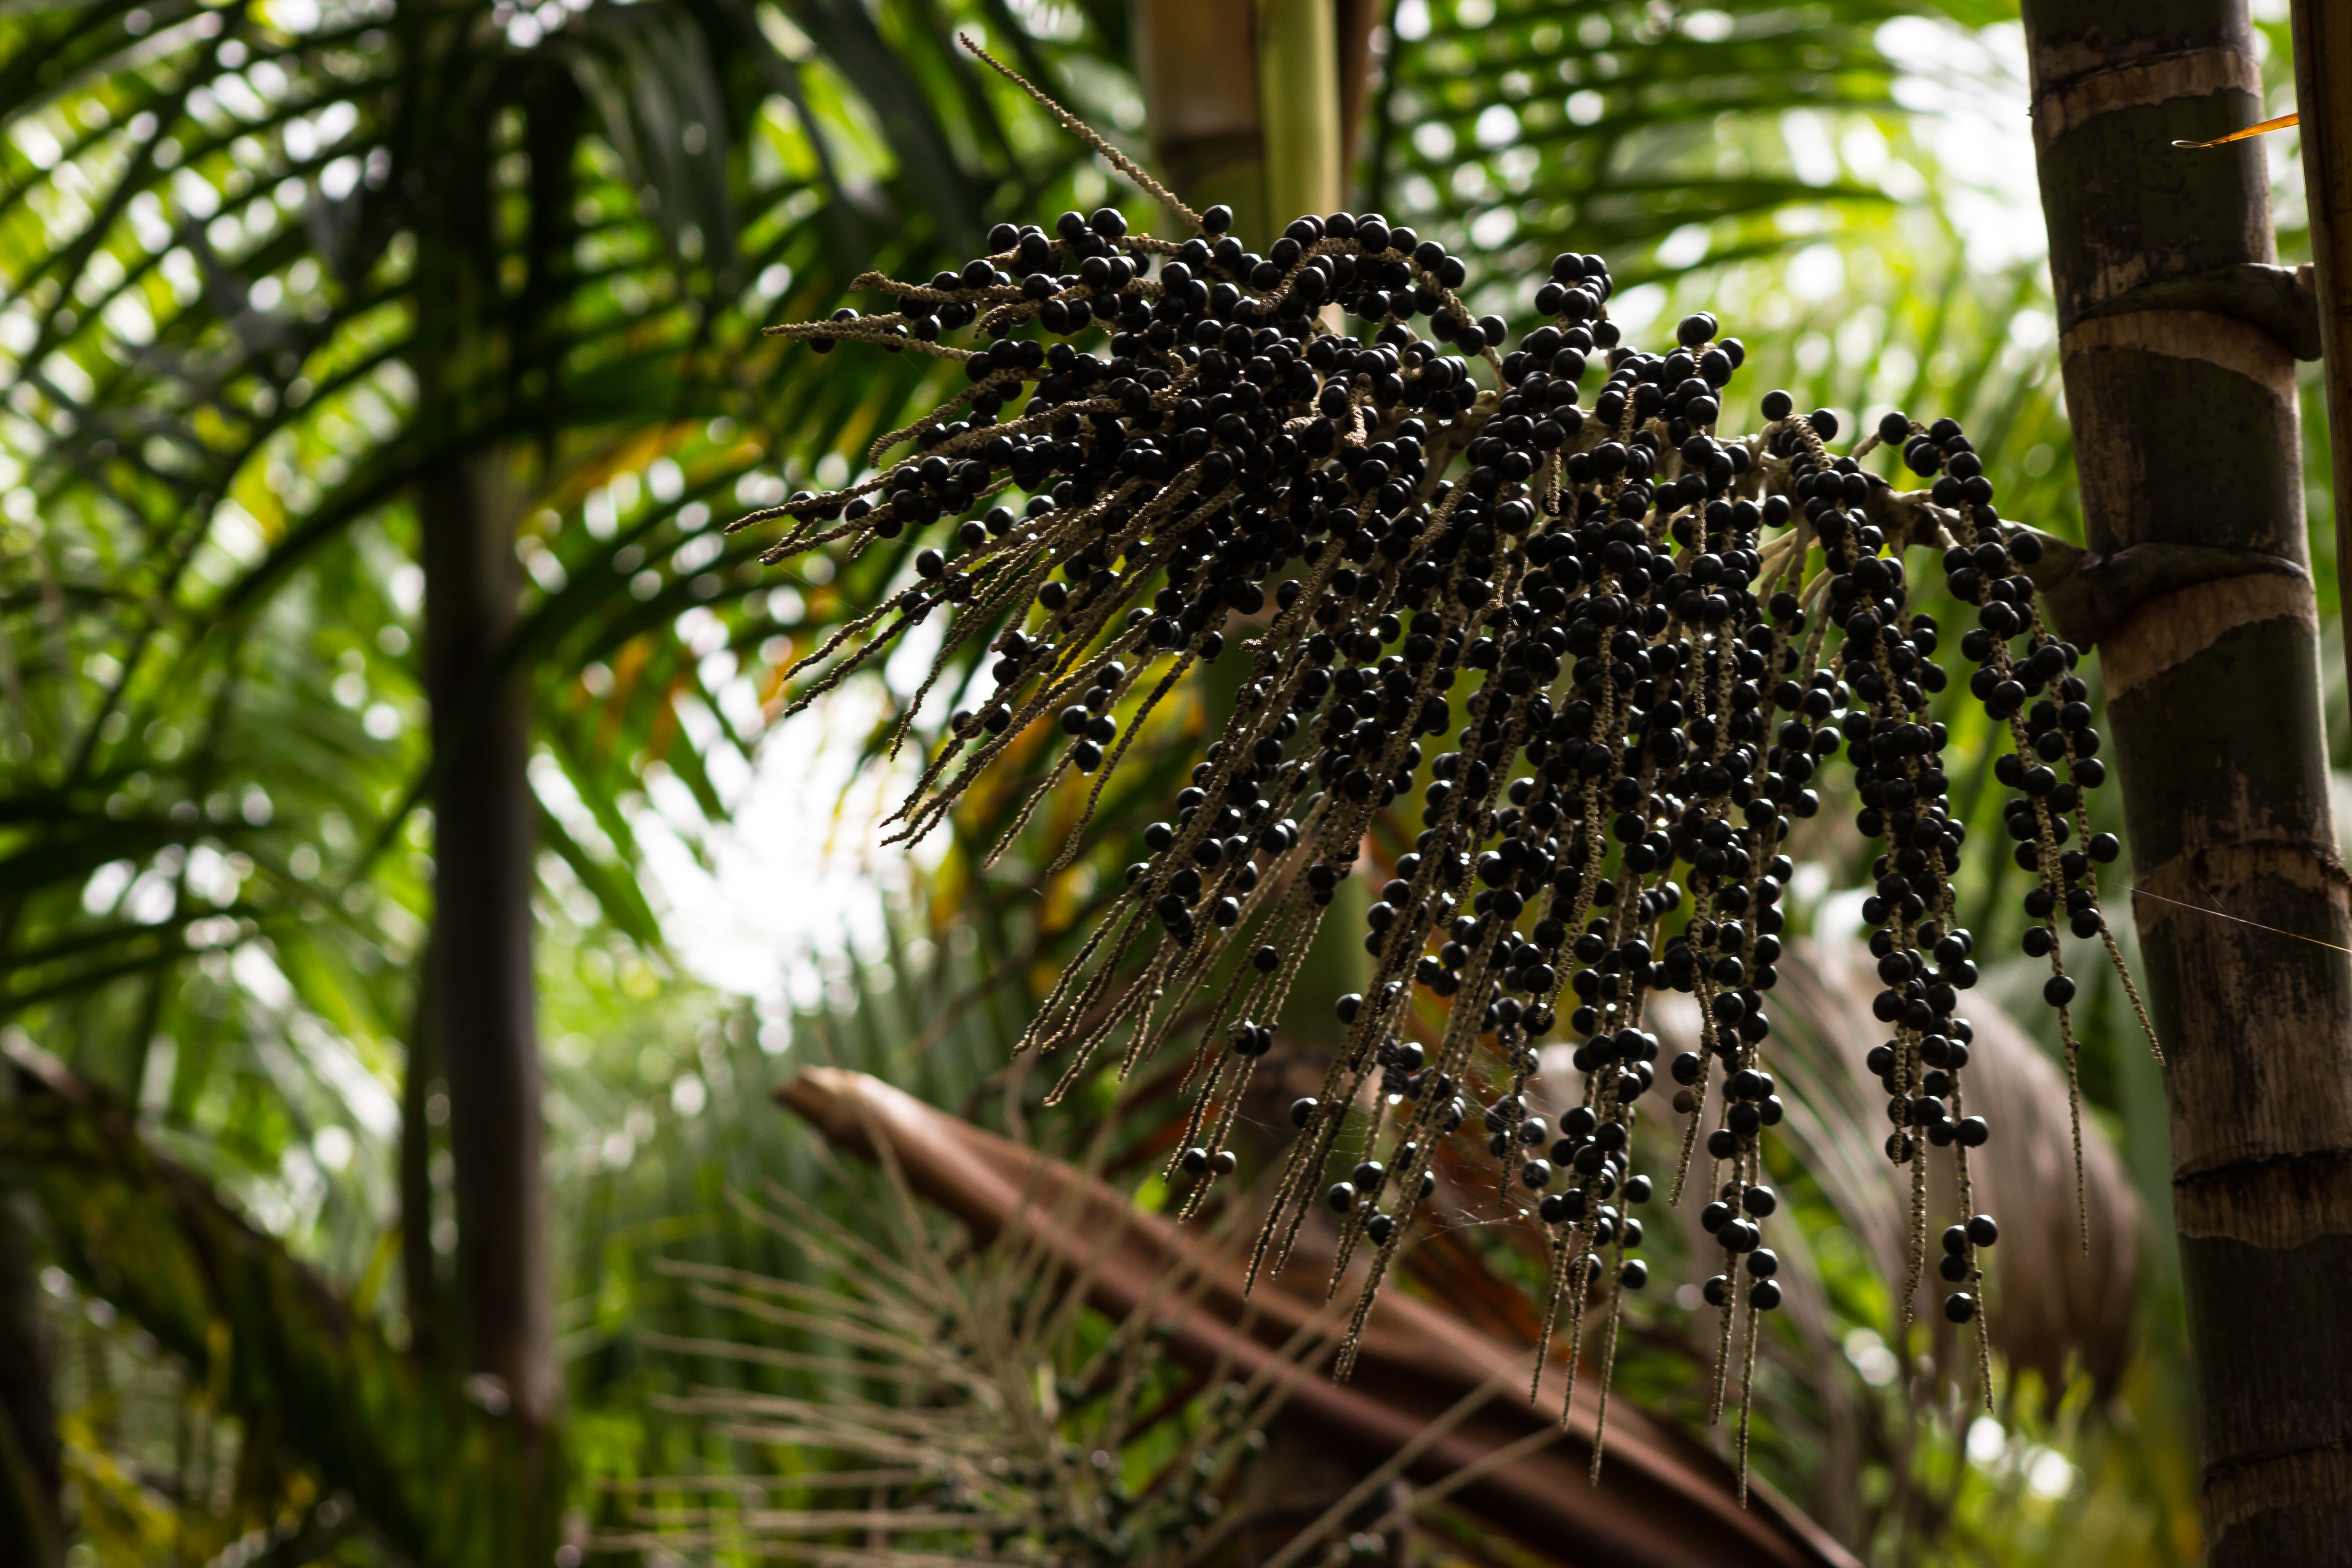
[{"xmin": 0, "ymin": 0, "xmax": 2337, "ymax": 1562}]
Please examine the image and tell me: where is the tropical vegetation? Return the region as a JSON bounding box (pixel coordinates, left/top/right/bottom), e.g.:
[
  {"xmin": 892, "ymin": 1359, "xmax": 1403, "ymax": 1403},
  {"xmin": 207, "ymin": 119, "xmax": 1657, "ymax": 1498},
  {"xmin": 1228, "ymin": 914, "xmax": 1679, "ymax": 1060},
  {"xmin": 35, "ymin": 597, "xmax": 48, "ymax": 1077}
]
[{"xmin": 0, "ymin": 0, "xmax": 2334, "ymax": 1563}]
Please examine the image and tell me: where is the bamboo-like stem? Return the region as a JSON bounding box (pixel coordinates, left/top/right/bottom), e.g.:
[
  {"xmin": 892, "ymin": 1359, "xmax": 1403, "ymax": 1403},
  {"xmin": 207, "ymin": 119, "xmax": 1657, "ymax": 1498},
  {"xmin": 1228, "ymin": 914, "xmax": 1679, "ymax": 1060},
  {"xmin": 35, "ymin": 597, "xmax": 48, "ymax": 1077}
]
[{"xmin": 1257, "ymin": 0, "xmax": 1344, "ymax": 229}]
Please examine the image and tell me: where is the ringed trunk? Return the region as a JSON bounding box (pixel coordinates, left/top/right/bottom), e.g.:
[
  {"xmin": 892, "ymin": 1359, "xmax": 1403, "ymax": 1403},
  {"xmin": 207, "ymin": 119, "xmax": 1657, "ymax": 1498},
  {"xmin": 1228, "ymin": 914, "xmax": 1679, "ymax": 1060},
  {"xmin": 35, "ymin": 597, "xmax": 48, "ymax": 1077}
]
[
  {"xmin": 402, "ymin": 20, "xmax": 564, "ymax": 1553},
  {"xmin": 419, "ymin": 447, "xmax": 556, "ymax": 1433},
  {"xmin": 2019, "ymin": 0, "xmax": 2352, "ymax": 1558}
]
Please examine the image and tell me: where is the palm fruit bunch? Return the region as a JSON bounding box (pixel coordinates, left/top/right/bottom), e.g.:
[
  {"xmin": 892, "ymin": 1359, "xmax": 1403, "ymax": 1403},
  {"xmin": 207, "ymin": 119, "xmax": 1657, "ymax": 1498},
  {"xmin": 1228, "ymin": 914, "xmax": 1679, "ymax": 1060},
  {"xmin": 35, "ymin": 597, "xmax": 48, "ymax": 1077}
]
[{"xmin": 740, "ymin": 180, "xmax": 2144, "ymax": 1476}]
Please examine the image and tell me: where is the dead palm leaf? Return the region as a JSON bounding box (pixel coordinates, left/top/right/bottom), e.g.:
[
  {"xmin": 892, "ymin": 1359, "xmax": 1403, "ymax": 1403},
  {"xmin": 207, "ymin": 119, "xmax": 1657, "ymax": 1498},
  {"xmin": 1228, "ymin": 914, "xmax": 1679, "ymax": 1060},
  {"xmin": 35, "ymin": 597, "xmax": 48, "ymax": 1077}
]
[{"xmin": 772, "ymin": 1067, "xmax": 1863, "ymax": 1568}]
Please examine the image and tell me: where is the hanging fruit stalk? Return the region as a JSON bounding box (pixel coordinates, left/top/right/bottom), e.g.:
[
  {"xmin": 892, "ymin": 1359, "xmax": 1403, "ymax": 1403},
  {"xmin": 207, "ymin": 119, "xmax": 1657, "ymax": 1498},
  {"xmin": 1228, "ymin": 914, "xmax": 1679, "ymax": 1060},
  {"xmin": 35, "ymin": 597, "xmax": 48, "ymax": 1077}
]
[{"xmin": 737, "ymin": 40, "xmax": 2152, "ymax": 1499}]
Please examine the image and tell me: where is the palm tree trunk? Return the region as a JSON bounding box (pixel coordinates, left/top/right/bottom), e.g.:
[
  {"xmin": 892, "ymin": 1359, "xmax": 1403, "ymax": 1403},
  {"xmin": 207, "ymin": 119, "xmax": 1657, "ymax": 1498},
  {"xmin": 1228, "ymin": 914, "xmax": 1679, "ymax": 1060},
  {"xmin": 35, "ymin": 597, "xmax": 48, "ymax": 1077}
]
[
  {"xmin": 2019, "ymin": 2, "xmax": 2352, "ymax": 1559},
  {"xmin": 2289, "ymin": 0, "xmax": 2352, "ymax": 716},
  {"xmin": 0, "ymin": 1163, "xmax": 61, "ymax": 1568},
  {"xmin": 1136, "ymin": 0, "xmax": 1369, "ymax": 242},
  {"xmin": 418, "ymin": 449, "xmax": 556, "ymax": 1433},
  {"xmin": 1256, "ymin": 0, "xmax": 1343, "ymax": 230},
  {"xmin": 415, "ymin": 437, "xmax": 564, "ymax": 1563},
  {"xmin": 403, "ymin": 21, "xmax": 561, "ymax": 1554},
  {"xmin": 1137, "ymin": 0, "xmax": 1269, "ymax": 234}
]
